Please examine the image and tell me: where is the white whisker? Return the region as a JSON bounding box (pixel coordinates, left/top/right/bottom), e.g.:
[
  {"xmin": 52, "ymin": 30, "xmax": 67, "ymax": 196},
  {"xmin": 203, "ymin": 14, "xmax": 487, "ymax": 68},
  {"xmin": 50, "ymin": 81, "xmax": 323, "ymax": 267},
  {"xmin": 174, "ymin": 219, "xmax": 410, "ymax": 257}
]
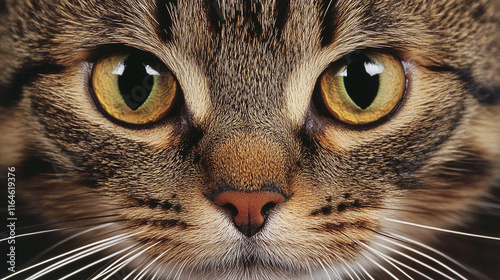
[
  {"xmin": 318, "ymin": 259, "xmax": 333, "ymax": 280},
  {"xmin": 1, "ymin": 232, "xmax": 140, "ymax": 280},
  {"xmin": 360, "ymin": 242, "xmax": 413, "ymax": 280},
  {"xmin": 27, "ymin": 233, "xmax": 139, "ymax": 280},
  {"xmin": 365, "ymin": 241, "xmax": 436, "ymax": 279},
  {"xmin": 174, "ymin": 258, "xmax": 192, "ymax": 280},
  {"xmin": 377, "ymin": 234, "xmax": 469, "ymax": 280},
  {"xmin": 91, "ymin": 245, "xmax": 144, "ymax": 279},
  {"xmin": 363, "ymin": 255, "xmax": 399, "ymax": 280},
  {"xmin": 0, "ymin": 221, "xmax": 118, "ymax": 242},
  {"xmin": 388, "ymin": 233, "xmax": 485, "ymax": 278},
  {"xmin": 358, "ymin": 263, "xmax": 375, "ymax": 280},
  {"xmin": 149, "ymin": 261, "xmax": 168, "ymax": 280},
  {"xmin": 59, "ymin": 244, "xmax": 137, "ymax": 280},
  {"xmin": 0, "ymin": 228, "xmax": 69, "ymax": 242},
  {"xmin": 160, "ymin": 264, "xmax": 171, "ymax": 280},
  {"xmin": 28, "ymin": 223, "xmax": 113, "ymax": 265},
  {"xmin": 164, "ymin": 259, "xmax": 179, "ymax": 280},
  {"xmin": 122, "ymin": 264, "xmax": 141, "ymax": 280},
  {"xmin": 385, "ymin": 218, "xmax": 500, "ymax": 241},
  {"xmin": 133, "ymin": 249, "xmax": 169, "ymax": 280},
  {"xmin": 345, "ymin": 263, "xmax": 362, "ymax": 280},
  {"xmin": 341, "ymin": 264, "xmax": 355, "ymax": 280},
  {"xmin": 102, "ymin": 243, "xmax": 159, "ymax": 280},
  {"xmin": 375, "ymin": 242, "xmax": 457, "ymax": 280},
  {"xmin": 379, "ymin": 252, "xmax": 433, "ymax": 280}
]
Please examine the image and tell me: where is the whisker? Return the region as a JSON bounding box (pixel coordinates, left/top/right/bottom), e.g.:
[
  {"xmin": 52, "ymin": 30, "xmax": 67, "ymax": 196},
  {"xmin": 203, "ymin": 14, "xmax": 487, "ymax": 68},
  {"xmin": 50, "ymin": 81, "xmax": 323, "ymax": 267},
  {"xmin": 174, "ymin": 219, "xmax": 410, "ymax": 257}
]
[
  {"xmin": 91, "ymin": 245, "xmax": 145, "ymax": 279},
  {"xmin": 334, "ymin": 229, "xmax": 401, "ymax": 280},
  {"xmin": 364, "ymin": 226, "xmax": 483, "ymax": 279},
  {"xmin": 0, "ymin": 219, "xmax": 125, "ymax": 242},
  {"xmin": 337, "ymin": 256, "xmax": 360, "ymax": 280},
  {"xmin": 318, "ymin": 259, "xmax": 333, "ymax": 280},
  {"xmin": 59, "ymin": 244, "xmax": 137, "ymax": 280},
  {"xmin": 369, "ymin": 242, "xmax": 444, "ymax": 280},
  {"xmin": 107, "ymin": 242, "xmax": 159, "ymax": 280},
  {"xmin": 344, "ymin": 263, "xmax": 363, "ymax": 280},
  {"xmin": 1, "ymin": 231, "xmax": 139, "ymax": 280},
  {"xmin": 26, "ymin": 223, "xmax": 115, "ymax": 266},
  {"xmin": 357, "ymin": 263, "xmax": 375, "ymax": 280},
  {"xmin": 164, "ymin": 259, "xmax": 179, "ymax": 280},
  {"xmin": 26, "ymin": 233, "xmax": 140, "ymax": 280},
  {"xmin": 121, "ymin": 263, "xmax": 141, "ymax": 279},
  {"xmin": 1, "ymin": 214, "xmax": 120, "ymax": 235},
  {"xmin": 374, "ymin": 241, "xmax": 458, "ymax": 280},
  {"xmin": 363, "ymin": 255, "xmax": 399, "ymax": 280},
  {"xmin": 360, "ymin": 242, "xmax": 413, "ymax": 280},
  {"xmin": 318, "ymin": 244, "xmax": 342, "ymax": 279},
  {"xmin": 376, "ymin": 235, "xmax": 468, "ymax": 279},
  {"xmin": 143, "ymin": 258, "xmax": 168, "ymax": 280},
  {"xmin": 385, "ymin": 218, "xmax": 500, "ymax": 241},
  {"xmin": 174, "ymin": 258, "xmax": 192, "ymax": 280},
  {"xmin": 307, "ymin": 258, "xmax": 315, "ymax": 280},
  {"xmin": 149, "ymin": 264, "xmax": 163, "ymax": 280},
  {"xmin": 376, "ymin": 252, "xmax": 433, "ymax": 280},
  {"xmin": 186, "ymin": 258, "xmax": 198, "ymax": 280},
  {"xmin": 133, "ymin": 249, "xmax": 170, "ymax": 280},
  {"xmin": 341, "ymin": 263, "xmax": 355, "ymax": 280},
  {"xmin": 388, "ymin": 233, "xmax": 486, "ymax": 279},
  {"xmin": 323, "ymin": 0, "xmax": 334, "ymax": 18},
  {"xmin": 153, "ymin": 263, "xmax": 170, "ymax": 280},
  {"xmin": 362, "ymin": 206, "xmax": 432, "ymax": 215}
]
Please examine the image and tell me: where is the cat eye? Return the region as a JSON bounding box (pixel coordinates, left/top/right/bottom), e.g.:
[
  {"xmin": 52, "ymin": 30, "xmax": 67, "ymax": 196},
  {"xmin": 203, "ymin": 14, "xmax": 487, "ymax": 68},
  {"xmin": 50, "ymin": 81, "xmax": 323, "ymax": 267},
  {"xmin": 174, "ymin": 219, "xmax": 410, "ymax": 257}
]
[
  {"xmin": 91, "ymin": 52, "xmax": 178, "ymax": 125},
  {"xmin": 319, "ymin": 52, "xmax": 405, "ymax": 125}
]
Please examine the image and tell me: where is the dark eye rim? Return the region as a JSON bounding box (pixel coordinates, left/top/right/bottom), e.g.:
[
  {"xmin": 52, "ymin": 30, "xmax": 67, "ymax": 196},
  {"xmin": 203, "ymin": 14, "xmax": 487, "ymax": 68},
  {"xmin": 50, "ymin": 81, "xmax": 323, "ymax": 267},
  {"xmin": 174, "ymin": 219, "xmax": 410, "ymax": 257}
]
[
  {"xmin": 88, "ymin": 46, "xmax": 185, "ymax": 130},
  {"xmin": 312, "ymin": 49, "xmax": 410, "ymax": 130}
]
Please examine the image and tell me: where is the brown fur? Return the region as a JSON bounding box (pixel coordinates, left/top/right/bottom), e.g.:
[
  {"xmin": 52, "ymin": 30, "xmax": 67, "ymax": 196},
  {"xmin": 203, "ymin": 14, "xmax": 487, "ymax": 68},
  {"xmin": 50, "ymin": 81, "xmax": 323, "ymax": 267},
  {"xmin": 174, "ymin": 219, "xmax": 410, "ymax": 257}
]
[{"xmin": 0, "ymin": 0, "xmax": 499, "ymax": 279}]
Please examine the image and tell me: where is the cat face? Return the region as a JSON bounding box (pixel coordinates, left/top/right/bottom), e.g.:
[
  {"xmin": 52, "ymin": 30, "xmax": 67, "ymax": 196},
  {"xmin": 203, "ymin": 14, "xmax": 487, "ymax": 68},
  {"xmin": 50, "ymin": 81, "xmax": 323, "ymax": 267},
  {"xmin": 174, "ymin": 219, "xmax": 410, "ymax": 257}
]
[{"xmin": 1, "ymin": 0, "xmax": 499, "ymax": 279}]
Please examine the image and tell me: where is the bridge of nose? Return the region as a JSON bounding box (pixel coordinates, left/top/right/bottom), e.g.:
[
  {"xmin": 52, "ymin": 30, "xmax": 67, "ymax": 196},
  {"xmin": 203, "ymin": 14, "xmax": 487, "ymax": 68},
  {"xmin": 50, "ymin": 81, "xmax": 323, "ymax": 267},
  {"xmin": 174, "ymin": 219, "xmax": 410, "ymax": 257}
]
[{"xmin": 205, "ymin": 130, "xmax": 292, "ymax": 192}]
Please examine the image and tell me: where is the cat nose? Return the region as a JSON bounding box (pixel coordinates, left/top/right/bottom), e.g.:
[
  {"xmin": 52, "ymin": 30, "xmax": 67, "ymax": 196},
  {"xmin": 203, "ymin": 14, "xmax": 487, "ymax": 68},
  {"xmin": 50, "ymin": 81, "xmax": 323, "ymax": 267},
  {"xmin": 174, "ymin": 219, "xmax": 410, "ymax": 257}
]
[{"xmin": 213, "ymin": 191, "xmax": 286, "ymax": 237}]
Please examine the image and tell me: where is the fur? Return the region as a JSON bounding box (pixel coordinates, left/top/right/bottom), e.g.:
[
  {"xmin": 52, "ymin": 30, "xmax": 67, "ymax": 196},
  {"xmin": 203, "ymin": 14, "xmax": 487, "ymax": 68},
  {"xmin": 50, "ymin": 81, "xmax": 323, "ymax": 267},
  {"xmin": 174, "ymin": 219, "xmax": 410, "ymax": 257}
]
[{"xmin": 0, "ymin": 0, "xmax": 499, "ymax": 279}]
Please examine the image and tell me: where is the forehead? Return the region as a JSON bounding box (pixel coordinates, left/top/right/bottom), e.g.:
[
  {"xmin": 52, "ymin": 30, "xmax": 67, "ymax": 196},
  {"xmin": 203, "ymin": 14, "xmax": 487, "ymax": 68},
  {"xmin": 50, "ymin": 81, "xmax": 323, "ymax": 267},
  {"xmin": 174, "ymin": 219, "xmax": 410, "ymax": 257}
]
[{"xmin": 161, "ymin": 0, "xmax": 323, "ymax": 126}]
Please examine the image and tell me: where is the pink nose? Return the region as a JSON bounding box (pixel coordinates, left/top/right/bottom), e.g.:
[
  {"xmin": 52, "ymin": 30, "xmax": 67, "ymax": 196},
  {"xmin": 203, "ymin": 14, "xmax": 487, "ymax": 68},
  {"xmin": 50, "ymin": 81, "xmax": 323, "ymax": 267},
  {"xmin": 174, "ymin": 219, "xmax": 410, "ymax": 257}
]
[{"xmin": 213, "ymin": 191, "xmax": 286, "ymax": 237}]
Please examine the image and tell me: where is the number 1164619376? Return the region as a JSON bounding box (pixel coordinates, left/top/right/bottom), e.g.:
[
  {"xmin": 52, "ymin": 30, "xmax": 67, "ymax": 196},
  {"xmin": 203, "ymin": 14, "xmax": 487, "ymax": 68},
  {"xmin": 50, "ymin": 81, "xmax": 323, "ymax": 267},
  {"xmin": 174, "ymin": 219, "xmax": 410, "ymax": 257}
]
[{"xmin": 7, "ymin": 167, "xmax": 16, "ymax": 217}]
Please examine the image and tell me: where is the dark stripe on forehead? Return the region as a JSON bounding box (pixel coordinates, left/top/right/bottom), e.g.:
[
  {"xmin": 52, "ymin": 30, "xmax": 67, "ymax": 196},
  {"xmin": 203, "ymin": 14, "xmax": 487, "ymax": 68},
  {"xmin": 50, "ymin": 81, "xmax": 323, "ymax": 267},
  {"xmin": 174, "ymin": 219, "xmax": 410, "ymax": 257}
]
[
  {"xmin": 242, "ymin": 0, "xmax": 263, "ymax": 38},
  {"xmin": 320, "ymin": 0, "xmax": 338, "ymax": 47},
  {"xmin": 157, "ymin": 0, "xmax": 177, "ymax": 42},
  {"xmin": 212, "ymin": 0, "xmax": 264, "ymax": 39},
  {"xmin": 274, "ymin": 0, "xmax": 289, "ymax": 39},
  {"xmin": 206, "ymin": 0, "xmax": 224, "ymax": 34},
  {"xmin": 205, "ymin": 0, "xmax": 291, "ymax": 40}
]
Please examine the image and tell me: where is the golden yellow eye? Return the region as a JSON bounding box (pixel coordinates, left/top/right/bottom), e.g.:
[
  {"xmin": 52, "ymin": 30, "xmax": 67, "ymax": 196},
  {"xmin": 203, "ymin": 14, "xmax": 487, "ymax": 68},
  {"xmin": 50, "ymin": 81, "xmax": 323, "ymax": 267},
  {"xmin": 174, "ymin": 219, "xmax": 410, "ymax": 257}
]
[
  {"xmin": 92, "ymin": 52, "xmax": 178, "ymax": 125},
  {"xmin": 319, "ymin": 53, "xmax": 406, "ymax": 125}
]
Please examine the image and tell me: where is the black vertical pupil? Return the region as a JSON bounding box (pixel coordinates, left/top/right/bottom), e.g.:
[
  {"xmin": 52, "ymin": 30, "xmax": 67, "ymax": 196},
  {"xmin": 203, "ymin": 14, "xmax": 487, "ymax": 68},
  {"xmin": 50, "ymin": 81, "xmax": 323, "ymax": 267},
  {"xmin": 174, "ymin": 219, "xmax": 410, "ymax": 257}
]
[
  {"xmin": 343, "ymin": 54, "xmax": 380, "ymax": 109},
  {"xmin": 118, "ymin": 55, "xmax": 156, "ymax": 110}
]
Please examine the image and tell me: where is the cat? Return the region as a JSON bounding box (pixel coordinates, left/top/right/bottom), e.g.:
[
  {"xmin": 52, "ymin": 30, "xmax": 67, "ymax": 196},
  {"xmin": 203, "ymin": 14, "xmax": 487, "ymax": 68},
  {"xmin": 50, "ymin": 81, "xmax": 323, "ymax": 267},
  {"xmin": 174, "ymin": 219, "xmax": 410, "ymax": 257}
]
[{"xmin": 1, "ymin": 0, "xmax": 500, "ymax": 279}]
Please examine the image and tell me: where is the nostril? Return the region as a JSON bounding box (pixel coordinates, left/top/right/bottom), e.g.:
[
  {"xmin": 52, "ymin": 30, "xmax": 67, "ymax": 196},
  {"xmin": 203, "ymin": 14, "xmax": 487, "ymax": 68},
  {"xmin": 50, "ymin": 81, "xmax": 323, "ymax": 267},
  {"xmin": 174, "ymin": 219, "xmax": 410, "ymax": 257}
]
[
  {"xmin": 222, "ymin": 203, "xmax": 238, "ymax": 217},
  {"xmin": 261, "ymin": 202, "xmax": 277, "ymax": 218}
]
